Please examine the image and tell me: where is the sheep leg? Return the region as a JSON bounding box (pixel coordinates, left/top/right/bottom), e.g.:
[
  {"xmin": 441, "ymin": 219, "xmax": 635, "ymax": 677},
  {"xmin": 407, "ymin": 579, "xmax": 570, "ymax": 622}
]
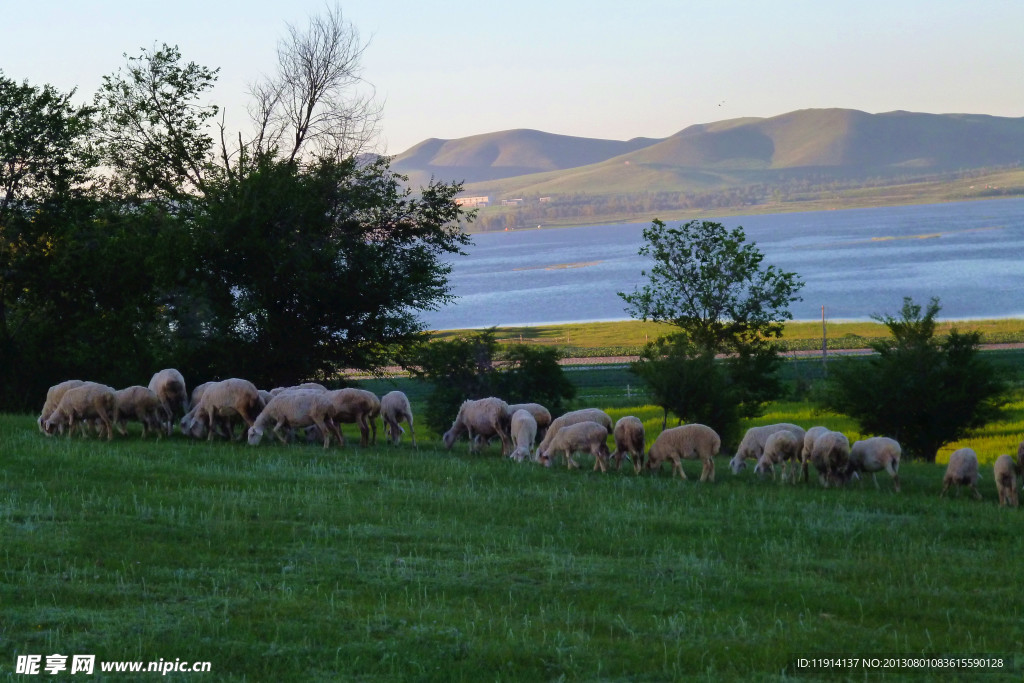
[
  {"xmin": 700, "ymin": 457, "xmax": 714, "ymax": 483},
  {"xmin": 311, "ymin": 417, "xmax": 332, "ymax": 449},
  {"xmin": 565, "ymin": 448, "xmax": 579, "ymax": 470},
  {"xmin": 673, "ymin": 456, "xmax": 687, "ymax": 481},
  {"xmin": 970, "ymin": 483, "xmax": 982, "ymax": 500},
  {"xmin": 325, "ymin": 418, "xmax": 344, "ymax": 448},
  {"xmin": 357, "ymin": 413, "xmax": 370, "ymax": 447},
  {"xmin": 271, "ymin": 423, "xmax": 290, "ymax": 445}
]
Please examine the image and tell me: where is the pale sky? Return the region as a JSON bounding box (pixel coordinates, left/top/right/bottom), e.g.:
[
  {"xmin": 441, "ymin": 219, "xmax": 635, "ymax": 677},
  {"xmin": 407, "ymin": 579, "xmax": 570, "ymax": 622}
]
[{"xmin": 3, "ymin": 1, "xmax": 1023, "ymax": 155}]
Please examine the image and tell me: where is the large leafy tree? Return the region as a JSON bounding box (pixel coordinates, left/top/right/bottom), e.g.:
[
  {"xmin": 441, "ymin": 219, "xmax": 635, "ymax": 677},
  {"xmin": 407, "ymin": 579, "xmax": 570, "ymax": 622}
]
[
  {"xmin": 822, "ymin": 297, "xmax": 1006, "ymax": 462},
  {"xmin": 620, "ymin": 219, "xmax": 802, "ymax": 440},
  {"xmin": 620, "ymin": 219, "xmax": 803, "ymax": 353},
  {"xmin": 179, "ymin": 153, "xmax": 469, "ymax": 387}
]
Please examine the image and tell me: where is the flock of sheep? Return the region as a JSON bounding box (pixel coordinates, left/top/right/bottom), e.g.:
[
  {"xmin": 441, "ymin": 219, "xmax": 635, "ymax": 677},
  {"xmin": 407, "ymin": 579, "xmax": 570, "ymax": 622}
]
[{"xmin": 35, "ymin": 371, "xmax": 1024, "ymax": 506}]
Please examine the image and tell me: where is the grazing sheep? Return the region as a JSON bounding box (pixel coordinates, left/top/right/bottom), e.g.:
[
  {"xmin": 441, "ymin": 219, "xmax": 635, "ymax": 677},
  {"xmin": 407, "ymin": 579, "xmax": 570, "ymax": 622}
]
[
  {"xmin": 536, "ymin": 420, "xmax": 612, "ymax": 471},
  {"xmin": 729, "ymin": 423, "xmax": 806, "ymax": 474},
  {"xmin": 247, "ymin": 391, "xmax": 341, "ymax": 448},
  {"xmin": 443, "ymin": 397, "xmax": 512, "ymax": 455},
  {"xmin": 113, "ymin": 386, "xmax": 164, "ymax": 438},
  {"xmin": 993, "ymin": 454, "xmax": 1018, "ymax": 508},
  {"xmin": 380, "ymin": 390, "xmax": 416, "ymax": 447},
  {"xmin": 192, "ymin": 378, "xmax": 264, "ymax": 441},
  {"xmin": 147, "ymin": 369, "xmax": 189, "ymax": 436},
  {"xmin": 269, "ymin": 382, "xmax": 327, "ymax": 396},
  {"xmin": 323, "ymin": 388, "xmax": 377, "ymax": 447},
  {"xmin": 647, "ymin": 423, "xmax": 721, "ymax": 482},
  {"xmin": 941, "ymin": 448, "xmax": 982, "ymax": 500},
  {"xmin": 43, "ymin": 382, "xmax": 117, "ymax": 440},
  {"xmin": 847, "ymin": 436, "xmax": 902, "ymax": 492},
  {"xmin": 800, "ymin": 426, "xmax": 831, "ymax": 482},
  {"xmin": 38, "ymin": 379, "xmax": 86, "ymax": 434},
  {"xmin": 535, "ymin": 408, "xmax": 613, "ymax": 460},
  {"xmin": 610, "ymin": 416, "xmax": 646, "ymax": 473},
  {"xmin": 509, "ymin": 409, "xmax": 538, "ymax": 462},
  {"xmin": 754, "ymin": 430, "xmax": 803, "ymax": 482},
  {"xmin": 507, "ymin": 403, "xmax": 552, "ymax": 440},
  {"xmin": 808, "ymin": 430, "xmax": 851, "ymax": 487},
  {"xmin": 351, "ymin": 389, "xmax": 381, "ymax": 445}
]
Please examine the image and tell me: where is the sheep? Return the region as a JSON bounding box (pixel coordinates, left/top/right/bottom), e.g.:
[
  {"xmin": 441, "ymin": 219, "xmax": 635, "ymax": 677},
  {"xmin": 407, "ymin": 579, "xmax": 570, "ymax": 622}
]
[
  {"xmin": 350, "ymin": 389, "xmax": 381, "ymax": 445},
  {"xmin": 993, "ymin": 454, "xmax": 1019, "ymax": 508},
  {"xmin": 147, "ymin": 368, "xmax": 189, "ymax": 436},
  {"xmin": 646, "ymin": 423, "xmax": 720, "ymax": 482},
  {"xmin": 509, "ymin": 409, "xmax": 538, "ymax": 462},
  {"xmin": 729, "ymin": 423, "xmax": 806, "ymax": 474},
  {"xmin": 247, "ymin": 391, "xmax": 342, "ymax": 448},
  {"xmin": 610, "ymin": 416, "xmax": 646, "ymax": 473},
  {"xmin": 535, "ymin": 408, "xmax": 613, "ymax": 461},
  {"xmin": 192, "ymin": 378, "xmax": 264, "ymax": 441},
  {"xmin": 941, "ymin": 448, "xmax": 982, "ymax": 500},
  {"xmin": 536, "ymin": 420, "xmax": 612, "ymax": 471},
  {"xmin": 43, "ymin": 382, "xmax": 117, "ymax": 440},
  {"xmin": 847, "ymin": 436, "xmax": 902, "ymax": 492},
  {"xmin": 38, "ymin": 379, "xmax": 86, "ymax": 434},
  {"xmin": 507, "ymin": 403, "xmax": 552, "ymax": 440},
  {"xmin": 269, "ymin": 382, "xmax": 327, "ymax": 396},
  {"xmin": 753, "ymin": 430, "xmax": 803, "ymax": 482},
  {"xmin": 800, "ymin": 426, "xmax": 832, "ymax": 481},
  {"xmin": 113, "ymin": 386, "xmax": 164, "ymax": 438},
  {"xmin": 808, "ymin": 430, "xmax": 851, "ymax": 487},
  {"xmin": 380, "ymin": 390, "xmax": 416, "ymax": 447},
  {"xmin": 323, "ymin": 388, "xmax": 377, "ymax": 447},
  {"xmin": 442, "ymin": 397, "xmax": 512, "ymax": 455}
]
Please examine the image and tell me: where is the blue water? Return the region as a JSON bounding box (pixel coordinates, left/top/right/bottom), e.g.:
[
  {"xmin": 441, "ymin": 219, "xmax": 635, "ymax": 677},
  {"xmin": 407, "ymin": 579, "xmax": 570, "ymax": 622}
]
[{"xmin": 421, "ymin": 198, "xmax": 1024, "ymax": 329}]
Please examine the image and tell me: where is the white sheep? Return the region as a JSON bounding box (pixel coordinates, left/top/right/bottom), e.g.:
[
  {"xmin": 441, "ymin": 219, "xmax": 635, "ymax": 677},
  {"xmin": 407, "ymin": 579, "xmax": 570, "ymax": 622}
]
[
  {"xmin": 43, "ymin": 382, "xmax": 117, "ymax": 440},
  {"xmin": 38, "ymin": 379, "xmax": 86, "ymax": 434},
  {"xmin": 323, "ymin": 388, "xmax": 377, "ymax": 447},
  {"xmin": 351, "ymin": 389, "xmax": 381, "ymax": 445},
  {"xmin": 192, "ymin": 378, "xmax": 264, "ymax": 441},
  {"xmin": 941, "ymin": 448, "xmax": 982, "ymax": 499},
  {"xmin": 380, "ymin": 390, "xmax": 416, "ymax": 447},
  {"xmin": 754, "ymin": 430, "xmax": 803, "ymax": 482},
  {"xmin": 509, "ymin": 409, "xmax": 538, "ymax": 462},
  {"xmin": 993, "ymin": 454, "xmax": 1018, "ymax": 507},
  {"xmin": 800, "ymin": 426, "xmax": 831, "ymax": 481},
  {"xmin": 507, "ymin": 403, "xmax": 552, "ymax": 440},
  {"xmin": 729, "ymin": 423, "xmax": 806, "ymax": 474},
  {"xmin": 247, "ymin": 391, "xmax": 341, "ymax": 448},
  {"xmin": 536, "ymin": 420, "xmax": 612, "ymax": 471},
  {"xmin": 113, "ymin": 386, "xmax": 164, "ymax": 438},
  {"xmin": 646, "ymin": 423, "xmax": 721, "ymax": 482},
  {"xmin": 442, "ymin": 397, "xmax": 512, "ymax": 455},
  {"xmin": 610, "ymin": 416, "xmax": 646, "ymax": 473},
  {"xmin": 535, "ymin": 408, "xmax": 613, "ymax": 460},
  {"xmin": 847, "ymin": 436, "xmax": 902, "ymax": 492},
  {"xmin": 269, "ymin": 382, "xmax": 327, "ymax": 396},
  {"xmin": 147, "ymin": 368, "xmax": 189, "ymax": 436},
  {"xmin": 808, "ymin": 430, "xmax": 851, "ymax": 487}
]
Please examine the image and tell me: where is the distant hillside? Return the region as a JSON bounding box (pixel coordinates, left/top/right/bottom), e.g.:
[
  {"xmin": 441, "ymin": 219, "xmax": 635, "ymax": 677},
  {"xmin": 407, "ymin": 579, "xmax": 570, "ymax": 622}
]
[
  {"xmin": 390, "ymin": 129, "xmax": 660, "ymax": 188},
  {"xmin": 389, "ymin": 109, "xmax": 1024, "ymax": 200}
]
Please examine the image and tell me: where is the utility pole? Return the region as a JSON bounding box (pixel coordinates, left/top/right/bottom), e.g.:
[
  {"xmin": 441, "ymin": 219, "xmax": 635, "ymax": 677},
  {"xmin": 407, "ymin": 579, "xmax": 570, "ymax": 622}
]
[{"xmin": 821, "ymin": 305, "xmax": 828, "ymax": 376}]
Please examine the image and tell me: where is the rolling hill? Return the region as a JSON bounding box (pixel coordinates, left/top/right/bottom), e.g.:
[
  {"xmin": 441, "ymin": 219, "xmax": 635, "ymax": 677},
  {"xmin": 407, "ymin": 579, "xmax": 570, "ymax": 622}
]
[{"xmin": 389, "ymin": 109, "xmax": 1024, "ymax": 202}]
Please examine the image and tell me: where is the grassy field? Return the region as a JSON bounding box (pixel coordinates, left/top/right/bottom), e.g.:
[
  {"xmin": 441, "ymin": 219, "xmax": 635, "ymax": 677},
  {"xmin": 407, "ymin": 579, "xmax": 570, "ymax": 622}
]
[
  {"xmin": 4, "ymin": 373, "xmax": 1024, "ymax": 680},
  {"xmin": 431, "ymin": 318, "xmax": 1024, "ymax": 357}
]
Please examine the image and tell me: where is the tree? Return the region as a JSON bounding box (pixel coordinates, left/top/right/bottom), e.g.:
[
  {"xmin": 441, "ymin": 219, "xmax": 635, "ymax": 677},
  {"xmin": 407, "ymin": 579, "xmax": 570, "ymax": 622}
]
[
  {"xmin": 620, "ymin": 219, "xmax": 803, "ymax": 440},
  {"xmin": 0, "ymin": 73, "xmax": 98, "ymax": 408},
  {"xmin": 619, "ymin": 219, "xmax": 804, "ymax": 352},
  {"xmin": 172, "ymin": 154, "xmax": 470, "ymax": 388},
  {"xmin": 410, "ymin": 329, "xmax": 576, "ymax": 434},
  {"xmin": 822, "ymin": 297, "xmax": 1006, "ymax": 462},
  {"xmin": 243, "ymin": 3, "xmax": 381, "ymax": 164},
  {"xmin": 94, "ymin": 44, "xmax": 219, "ymax": 200}
]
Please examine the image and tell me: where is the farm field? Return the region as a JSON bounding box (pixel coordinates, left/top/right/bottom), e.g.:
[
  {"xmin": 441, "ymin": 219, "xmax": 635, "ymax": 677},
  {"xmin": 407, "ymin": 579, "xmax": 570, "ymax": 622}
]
[{"xmin": 4, "ymin": 377, "xmax": 1024, "ymax": 680}]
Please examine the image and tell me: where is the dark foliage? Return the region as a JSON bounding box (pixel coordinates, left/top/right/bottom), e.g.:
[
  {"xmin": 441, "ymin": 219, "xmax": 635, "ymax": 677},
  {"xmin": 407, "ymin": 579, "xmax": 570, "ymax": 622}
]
[
  {"xmin": 410, "ymin": 329, "xmax": 576, "ymax": 434},
  {"xmin": 822, "ymin": 297, "xmax": 1006, "ymax": 461}
]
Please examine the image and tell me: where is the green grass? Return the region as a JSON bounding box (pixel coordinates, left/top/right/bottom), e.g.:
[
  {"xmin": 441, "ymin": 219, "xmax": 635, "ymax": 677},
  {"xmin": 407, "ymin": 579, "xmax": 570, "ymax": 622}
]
[
  {"xmin": 431, "ymin": 318, "xmax": 1024, "ymax": 356},
  {"xmin": 4, "ymin": 394, "xmax": 1024, "ymax": 681}
]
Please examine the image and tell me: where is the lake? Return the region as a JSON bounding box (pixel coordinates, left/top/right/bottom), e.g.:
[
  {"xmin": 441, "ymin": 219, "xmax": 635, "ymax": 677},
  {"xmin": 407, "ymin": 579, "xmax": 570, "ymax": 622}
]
[{"xmin": 421, "ymin": 198, "xmax": 1024, "ymax": 329}]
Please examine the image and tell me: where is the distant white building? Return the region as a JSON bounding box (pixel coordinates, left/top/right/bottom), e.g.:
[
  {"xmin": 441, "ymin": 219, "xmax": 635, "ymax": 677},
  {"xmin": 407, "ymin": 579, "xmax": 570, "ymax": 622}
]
[{"xmin": 455, "ymin": 196, "xmax": 490, "ymax": 207}]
